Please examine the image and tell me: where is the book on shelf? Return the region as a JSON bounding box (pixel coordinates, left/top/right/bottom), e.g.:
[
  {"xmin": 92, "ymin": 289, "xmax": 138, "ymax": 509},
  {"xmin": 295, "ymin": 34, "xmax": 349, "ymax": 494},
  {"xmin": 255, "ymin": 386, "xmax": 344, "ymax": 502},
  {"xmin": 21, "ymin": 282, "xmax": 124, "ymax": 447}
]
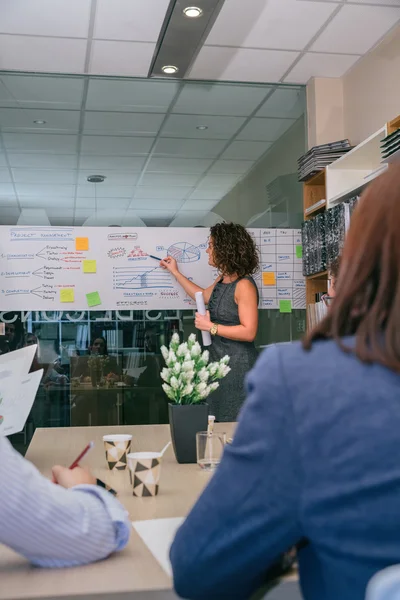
[
  {"xmin": 298, "ymin": 140, "xmax": 352, "ymax": 182},
  {"xmin": 307, "ymin": 300, "xmax": 328, "ymax": 330}
]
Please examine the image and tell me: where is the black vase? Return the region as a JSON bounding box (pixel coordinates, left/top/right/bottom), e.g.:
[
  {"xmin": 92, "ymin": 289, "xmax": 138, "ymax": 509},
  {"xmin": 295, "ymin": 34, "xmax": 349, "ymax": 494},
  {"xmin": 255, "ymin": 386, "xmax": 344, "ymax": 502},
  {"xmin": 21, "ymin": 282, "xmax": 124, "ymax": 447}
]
[{"xmin": 168, "ymin": 403, "xmax": 209, "ymax": 464}]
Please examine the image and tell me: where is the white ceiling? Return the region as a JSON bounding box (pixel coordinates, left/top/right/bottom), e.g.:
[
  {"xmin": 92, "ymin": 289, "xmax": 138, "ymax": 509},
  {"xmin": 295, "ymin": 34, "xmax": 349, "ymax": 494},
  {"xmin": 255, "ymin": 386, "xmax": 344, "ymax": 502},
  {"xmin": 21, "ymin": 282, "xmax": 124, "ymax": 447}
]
[
  {"xmin": 0, "ymin": 0, "xmax": 397, "ymax": 83},
  {"xmin": 0, "ymin": 73, "xmax": 305, "ymax": 226}
]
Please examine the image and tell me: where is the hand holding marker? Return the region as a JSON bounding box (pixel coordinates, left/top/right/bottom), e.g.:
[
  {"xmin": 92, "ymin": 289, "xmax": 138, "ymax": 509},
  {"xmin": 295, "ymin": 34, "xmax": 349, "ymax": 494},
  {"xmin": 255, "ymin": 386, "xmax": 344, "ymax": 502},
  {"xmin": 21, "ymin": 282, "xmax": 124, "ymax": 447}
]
[{"xmin": 150, "ymin": 254, "xmax": 212, "ymax": 346}]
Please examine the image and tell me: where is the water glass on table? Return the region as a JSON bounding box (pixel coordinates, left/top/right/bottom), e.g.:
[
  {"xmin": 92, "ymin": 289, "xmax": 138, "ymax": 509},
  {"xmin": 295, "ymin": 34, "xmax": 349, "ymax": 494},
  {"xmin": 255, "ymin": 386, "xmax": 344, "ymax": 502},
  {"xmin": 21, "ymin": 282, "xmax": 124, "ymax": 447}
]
[{"xmin": 196, "ymin": 431, "xmax": 226, "ymax": 471}]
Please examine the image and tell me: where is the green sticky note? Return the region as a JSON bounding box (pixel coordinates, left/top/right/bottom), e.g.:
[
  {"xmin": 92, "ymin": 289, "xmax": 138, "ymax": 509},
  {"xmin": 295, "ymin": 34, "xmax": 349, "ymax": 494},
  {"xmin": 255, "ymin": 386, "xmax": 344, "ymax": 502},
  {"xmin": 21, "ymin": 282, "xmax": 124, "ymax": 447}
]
[
  {"xmin": 296, "ymin": 245, "xmax": 303, "ymax": 259},
  {"xmin": 86, "ymin": 291, "xmax": 101, "ymax": 308},
  {"xmin": 83, "ymin": 259, "xmax": 97, "ymax": 273},
  {"xmin": 279, "ymin": 300, "xmax": 292, "ymax": 314}
]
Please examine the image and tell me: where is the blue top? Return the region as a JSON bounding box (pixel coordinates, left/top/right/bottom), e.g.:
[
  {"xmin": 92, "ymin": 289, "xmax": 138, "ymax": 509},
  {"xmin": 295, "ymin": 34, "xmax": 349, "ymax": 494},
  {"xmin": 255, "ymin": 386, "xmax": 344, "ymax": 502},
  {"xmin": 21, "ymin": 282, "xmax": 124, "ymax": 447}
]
[{"xmin": 170, "ymin": 339, "xmax": 400, "ymax": 600}]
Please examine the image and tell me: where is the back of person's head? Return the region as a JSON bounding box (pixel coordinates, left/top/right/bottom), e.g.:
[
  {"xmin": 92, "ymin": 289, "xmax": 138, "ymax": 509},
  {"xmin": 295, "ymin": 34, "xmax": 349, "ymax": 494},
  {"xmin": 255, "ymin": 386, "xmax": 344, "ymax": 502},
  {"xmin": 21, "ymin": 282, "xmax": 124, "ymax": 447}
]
[
  {"xmin": 209, "ymin": 222, "xmax": 259, "ymax": 278},
  {"xmin": 304, "ymin": 165, "xmax": 400, "ymax": 371}
]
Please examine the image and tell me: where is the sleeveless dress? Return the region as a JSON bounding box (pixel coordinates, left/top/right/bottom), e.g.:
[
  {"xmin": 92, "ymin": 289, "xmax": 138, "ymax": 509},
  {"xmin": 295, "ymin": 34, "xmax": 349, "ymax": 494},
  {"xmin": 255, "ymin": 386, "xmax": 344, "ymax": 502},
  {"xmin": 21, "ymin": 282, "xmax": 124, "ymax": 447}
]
[{"xmin": 207, "ymin": 276, "xmax": 259, "ymax": 422}]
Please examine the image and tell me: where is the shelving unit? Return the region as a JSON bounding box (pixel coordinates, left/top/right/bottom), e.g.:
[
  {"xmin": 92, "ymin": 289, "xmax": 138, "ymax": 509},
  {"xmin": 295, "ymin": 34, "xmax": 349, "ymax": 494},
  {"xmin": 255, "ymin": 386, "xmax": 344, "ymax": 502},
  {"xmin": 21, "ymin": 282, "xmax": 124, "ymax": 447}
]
[
  {"xmin": 302, "ymin": 113, "xmax": 400, "ymax": 330},
  {"xmin": 326, "ymin": 127, "xmax": 387, "ymax": 208},
  {"xmin": 303, "ymin": 173, "xmax": 328, "ymax": 326}
]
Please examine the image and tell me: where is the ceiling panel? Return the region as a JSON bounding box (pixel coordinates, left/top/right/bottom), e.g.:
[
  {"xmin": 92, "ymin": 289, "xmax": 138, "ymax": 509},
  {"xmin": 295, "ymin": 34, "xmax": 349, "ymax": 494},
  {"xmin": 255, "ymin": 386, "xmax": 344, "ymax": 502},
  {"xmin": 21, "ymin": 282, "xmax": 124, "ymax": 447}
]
[
  {"xmin": 89, "ymin": 41, "xmax": 156, "ymax": 77},
  {"xmin": 284, "ymin": 52, "xmax": 360, "ymax": 84},
  {"xmin": 0, "ymin": 197, "xmax": 18, "ymax": 207},
  {"xmin": 189, "ymin": 46, "xmax": 300, "ymax": 83},
  {"xmin": 173, "ymin": 84, "xmax": 272, "ymax": 116},
  {"xmin": 0, "ymin": 169, "xmax": 12, "ymax": 183},
  {"xmin": 256, "ymin": 88, "xmax": 306, "ymax": 119},
  {"xmin": 180, "ymin": 200, "xmax": 218, "ymax": 211},
  {"xmin": 0, "ymin": 108, "xmax": 81, "ymax": 132},
  {"xmin": 0, "ymin": 0, "xmax": 91, "ymax": 37},
  {"xmin": 209, "ymin": 159, "xmax": 255, "ymax": 174},
  {"xmin": 134, "ymin": 187, "xmax": 193, "ymax": 200},
  {"xmin": 80, "ymin": 135, "xmax": 153, "ymax": 155},
  {"xmin": 237, "ymin": 117, "xmax": 295, "ymax": 142},
  {"xmin": 7, "ymin": 153, "xmax": 78, "ymax": 169},
  {"xmin": 77, "ymin": 184, "xmax": 134, "ymax": 198},
  {"xmin": 0, "ymin": 75, "xmax": 85, "ymax": 109},
  {"xmin": 189, "ymin": 189, "xmax": 226, "ymax": 201},
  {"xmin": 220, "ymin": 140, "xmax": 272, "ymax": 160},
  {"xmin": 205, "ymin": 0, "xmax": 337, "ymax": 51},
  {"xmin": 15, "ymin": 184, "xmax": 75, "ymax": 197},
  {"xmin": 146, "ymin": 157, "xmax": 213, "ymax": 174},
  {"xmin": 3, "ymin": 133, "xmax": 78, "ymax": 153},
  {"xmin": 12, "ymin": 169, "xmax": 76, "ymax": 184},
  {"xmin": 154, "ymin": 138, "xmax": 227, "ymax": 158},
  {"xmin": 79, "ymin": 155, "xmax": 146, "ymax": 171},
  {"xmin": 140, "ymin": 173, "xmax": 201, "ymax": 187},
  {"xmin": 86, "ymin": 79, "xmax": 179, "ymax": 112},
  {"xmin": 0, "ymin": 154, "xmax": 8, "ymax": 167},
  {"xmin": 129, "ymin": 199, "xmax": 182, "ymax": 210},
  {"xmin": 352, "ymin": 0, "xmax": 400, "ymax": 4},
  {"xmin": 311, "ymin": 4, "xmax": 400, "ymax": 54},
  {"xmin": 162, "ymin": 114, "xmax": 246, "ymax": 139},
  {"xmin": 0, "ymin": 35, "xmax": 87, "ymax": 73},
  {"xmin": 197, "ymin": 173, "xmax": 241, "ymax": 188},
  {"xmin": 94, "ymin": 0, "xmax": 170, "ymax": 42},
  {"xmin": 83, "ymin": 112, "xmax": 165, "ymax": 135},
  {"xmin": 75, "ymin": 197, "xmax": 131, "ymax": 210}
]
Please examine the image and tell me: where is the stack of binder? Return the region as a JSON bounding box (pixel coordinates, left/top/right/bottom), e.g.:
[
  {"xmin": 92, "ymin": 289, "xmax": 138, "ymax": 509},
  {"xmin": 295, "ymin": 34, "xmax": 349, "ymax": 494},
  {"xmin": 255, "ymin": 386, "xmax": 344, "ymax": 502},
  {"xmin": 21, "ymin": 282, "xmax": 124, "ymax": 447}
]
[
  {"xmin": 381, "ymin": 129, "xmax": 400, "ymax": 162},
  {"xmin": 302, "ymin": 213, "xmax": 326, "ymax": 276},
  {"xmin": 298, "ymin": 140, "xmax": 352, "ymax": 182}
]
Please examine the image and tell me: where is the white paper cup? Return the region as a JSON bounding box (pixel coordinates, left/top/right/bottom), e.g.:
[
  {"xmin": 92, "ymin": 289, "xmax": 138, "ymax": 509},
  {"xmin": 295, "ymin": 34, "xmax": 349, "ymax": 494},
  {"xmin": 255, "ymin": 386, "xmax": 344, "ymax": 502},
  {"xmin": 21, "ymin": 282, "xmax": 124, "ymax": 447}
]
[
  {"xmin": 103, "ymin": 434, "xmax": 132, "ymax": 470},
  {"xmin": 127, "ymin": 451, "xmax": 162, "ymax": 497}
]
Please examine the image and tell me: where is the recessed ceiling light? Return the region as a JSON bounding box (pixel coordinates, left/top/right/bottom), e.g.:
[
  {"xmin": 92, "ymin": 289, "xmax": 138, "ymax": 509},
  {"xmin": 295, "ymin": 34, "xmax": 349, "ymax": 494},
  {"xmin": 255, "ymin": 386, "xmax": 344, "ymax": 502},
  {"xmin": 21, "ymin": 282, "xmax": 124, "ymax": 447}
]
[
  {"xmin": 183, "ymin": 6, "xmax": 203, "ymax": 18},
  {"xmin": 87, "ymin": 175, "xmax": 106, "ymax": 183},
  {"xmin": 33, "ymin": 120, "xmax": 46, "ymax": 125},
  {"xmin": 162, "ymin": 65, "xmax": 179, "ymax": 74},
  {"xmin": 196, "ymin": 125, "xmax": 208, "ymax": 130}
]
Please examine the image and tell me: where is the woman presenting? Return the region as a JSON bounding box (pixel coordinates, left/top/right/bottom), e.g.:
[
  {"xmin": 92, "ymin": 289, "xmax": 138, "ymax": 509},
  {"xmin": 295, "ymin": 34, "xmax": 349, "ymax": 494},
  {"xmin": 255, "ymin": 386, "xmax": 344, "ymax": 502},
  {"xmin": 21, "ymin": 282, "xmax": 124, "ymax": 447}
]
[{"xmin": 161, "ymin": 222, "xmax": 259, "ymax": 421}]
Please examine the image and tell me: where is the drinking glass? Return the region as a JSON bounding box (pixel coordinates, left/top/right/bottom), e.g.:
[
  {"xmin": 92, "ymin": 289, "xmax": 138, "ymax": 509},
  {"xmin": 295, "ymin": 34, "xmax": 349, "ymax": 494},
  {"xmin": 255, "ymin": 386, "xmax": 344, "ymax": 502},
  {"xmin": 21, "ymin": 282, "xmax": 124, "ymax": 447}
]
[{"xmin": 196, "ymin": 431, "xmax": 226, "ymax": 471}]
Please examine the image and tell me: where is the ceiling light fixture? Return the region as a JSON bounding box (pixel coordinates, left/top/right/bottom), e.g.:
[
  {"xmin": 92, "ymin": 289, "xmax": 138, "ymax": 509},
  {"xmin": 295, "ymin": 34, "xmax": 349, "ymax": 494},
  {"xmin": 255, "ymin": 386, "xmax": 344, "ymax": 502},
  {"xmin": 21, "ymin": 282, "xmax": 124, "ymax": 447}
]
[
  {"xmin": 87, "ymin": 175, "xmax": 106, "ymax": 183},
  {"xmin": 33, "ymin": 120, "xmax": 46, "ymax": 125},
  {"xmin": 196, "ymin": 125, "xmax": 208, "ymax": 130},
  {"xmin": 162, "ymin": 65, "xmax": 179, "ymax": 74},
  {"xmin": 183, "ymin": 6, "xmax": 203, "ymax": 18}
]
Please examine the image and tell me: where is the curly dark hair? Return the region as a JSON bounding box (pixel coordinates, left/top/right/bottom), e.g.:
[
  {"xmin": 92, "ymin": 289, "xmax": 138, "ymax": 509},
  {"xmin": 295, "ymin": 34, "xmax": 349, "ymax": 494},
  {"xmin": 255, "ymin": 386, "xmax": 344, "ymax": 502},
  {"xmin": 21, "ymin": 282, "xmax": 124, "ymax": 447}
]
[{"xmin": 209, "ymin": 222, "xmax": 259, "ymax": 278}]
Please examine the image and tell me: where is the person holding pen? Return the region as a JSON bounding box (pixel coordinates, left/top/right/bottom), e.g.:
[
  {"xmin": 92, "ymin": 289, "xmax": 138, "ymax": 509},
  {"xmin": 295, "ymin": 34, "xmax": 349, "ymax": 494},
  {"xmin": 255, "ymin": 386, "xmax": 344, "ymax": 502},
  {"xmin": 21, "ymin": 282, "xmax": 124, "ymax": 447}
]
[
  {"xmin": 161, "ymin": 222, "xmax": 259, "ymax": 421},
  {"xmin": 0, "ymin": 435, "xmax": 130, "ymax": 567}
]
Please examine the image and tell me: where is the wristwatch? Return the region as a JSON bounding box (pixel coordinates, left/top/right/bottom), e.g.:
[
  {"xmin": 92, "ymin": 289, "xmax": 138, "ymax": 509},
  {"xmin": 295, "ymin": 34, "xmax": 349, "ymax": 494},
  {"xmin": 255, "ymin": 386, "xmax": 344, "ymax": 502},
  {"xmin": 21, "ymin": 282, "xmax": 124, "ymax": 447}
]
[{"xmin": 210, "ymin": 323, "xmax": 219, "ymax": 336}]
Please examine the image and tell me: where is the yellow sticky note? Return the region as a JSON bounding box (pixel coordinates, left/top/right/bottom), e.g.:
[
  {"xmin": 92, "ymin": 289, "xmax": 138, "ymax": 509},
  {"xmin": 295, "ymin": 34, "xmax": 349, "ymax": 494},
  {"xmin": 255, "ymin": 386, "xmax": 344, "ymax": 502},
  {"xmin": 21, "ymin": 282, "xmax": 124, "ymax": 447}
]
[
  {"xmin": 83, "ymin": 259, "xmax": 97, "ymax": 273},
  {"xmin": 262, "ymin": 272, "xmax": 276, "ymax": 285},
  {"xmin": 279, "ymin": 300, "xmax": 292, "ymax": 314},
  {"xmin": 86, "ymin": 291, "xmax": 101, "ymax": 308},
  {"xmin": 60, "ymin": 288, "xmax": 75, "ymax": 303},
  {"xmin": 76, "ymin": 237, "xmax": 89, "ymax": 251}
]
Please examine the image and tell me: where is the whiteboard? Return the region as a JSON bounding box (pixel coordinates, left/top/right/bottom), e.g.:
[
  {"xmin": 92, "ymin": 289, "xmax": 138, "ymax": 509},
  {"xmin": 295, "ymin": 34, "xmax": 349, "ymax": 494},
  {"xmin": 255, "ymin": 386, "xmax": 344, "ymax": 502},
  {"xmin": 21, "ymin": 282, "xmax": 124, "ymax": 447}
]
[{"xmin": 0, "ymin": 226, "xmax": 305, "ymax": 311}]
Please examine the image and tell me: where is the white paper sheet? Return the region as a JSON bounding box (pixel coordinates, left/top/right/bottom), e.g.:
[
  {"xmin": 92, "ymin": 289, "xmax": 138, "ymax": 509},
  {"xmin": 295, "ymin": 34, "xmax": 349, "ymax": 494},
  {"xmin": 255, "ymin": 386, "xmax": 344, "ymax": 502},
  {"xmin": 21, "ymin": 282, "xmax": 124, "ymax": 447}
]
[
  {"xmin": 0, "ymin": 369, "xmax": 43, "ymax": 436},
  {"xmin": 132, "ymin": 517, "xmax": 185, "ymax": 577},
  {"xmin": 0, "ymin": 345, "xmax": 41, "ymax": 437}
]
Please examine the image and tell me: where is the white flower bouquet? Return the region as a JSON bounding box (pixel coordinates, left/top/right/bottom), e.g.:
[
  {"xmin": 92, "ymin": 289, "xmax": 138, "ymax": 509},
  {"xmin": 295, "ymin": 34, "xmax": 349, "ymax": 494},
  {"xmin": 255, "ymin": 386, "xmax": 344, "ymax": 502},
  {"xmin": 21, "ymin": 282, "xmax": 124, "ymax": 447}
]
[{"xmin": 161, "ymin": 333, "xmax": 231, "ymax": 405}]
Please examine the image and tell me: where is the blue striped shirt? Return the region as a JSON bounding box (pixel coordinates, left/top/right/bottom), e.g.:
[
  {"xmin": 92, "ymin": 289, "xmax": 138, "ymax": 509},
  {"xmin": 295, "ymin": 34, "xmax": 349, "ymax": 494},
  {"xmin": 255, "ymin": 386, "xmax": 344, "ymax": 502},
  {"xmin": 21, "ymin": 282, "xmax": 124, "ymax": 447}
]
[{"xmin": 0, "ymin": 435, "xmax": 131, "ymax": 567}]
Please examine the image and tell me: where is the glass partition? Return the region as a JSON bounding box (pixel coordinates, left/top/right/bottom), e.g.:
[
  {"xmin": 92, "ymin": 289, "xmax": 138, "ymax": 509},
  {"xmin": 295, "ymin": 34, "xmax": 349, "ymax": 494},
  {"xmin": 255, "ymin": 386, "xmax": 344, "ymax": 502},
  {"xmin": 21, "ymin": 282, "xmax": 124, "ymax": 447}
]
[{"xmin": 0, "ymin": 72, "xmax": 307, "ymax": 452}]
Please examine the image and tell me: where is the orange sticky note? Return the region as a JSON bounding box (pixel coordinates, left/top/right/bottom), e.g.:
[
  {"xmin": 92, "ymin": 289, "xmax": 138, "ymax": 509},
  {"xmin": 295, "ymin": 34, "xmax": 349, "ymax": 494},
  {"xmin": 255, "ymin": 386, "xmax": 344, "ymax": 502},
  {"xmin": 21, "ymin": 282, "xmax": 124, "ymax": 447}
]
[
  {"xmin": 60, "ymin": 288, "xmax": 74, "ymax": 303},
  {"xmin": 83, "ymin": 259, "xmax": 96, "ymax": 274},
  {"xmin": 262, "ymin": 272, "xmax": 276, "ymax": 285},
  {"xmin": 76, "ymin": 237, "xmax": 89, "ymax": 251}
]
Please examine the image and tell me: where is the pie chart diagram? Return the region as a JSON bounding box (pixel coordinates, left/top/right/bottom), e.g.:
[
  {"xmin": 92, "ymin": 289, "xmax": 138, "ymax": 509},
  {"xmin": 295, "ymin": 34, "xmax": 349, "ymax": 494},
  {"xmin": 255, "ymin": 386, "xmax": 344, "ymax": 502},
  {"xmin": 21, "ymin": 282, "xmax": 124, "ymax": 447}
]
[{"xmin": 167, "ymin": 242, "xmax": 201, "ymax": 263}]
